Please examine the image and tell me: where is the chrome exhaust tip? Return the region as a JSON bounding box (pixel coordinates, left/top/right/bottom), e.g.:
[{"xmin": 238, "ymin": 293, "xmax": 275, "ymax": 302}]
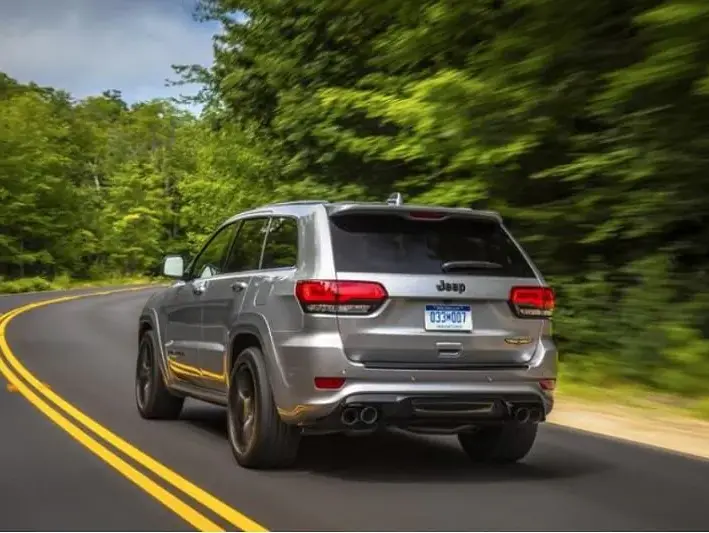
[
  {"xmin": 528, "ymin": 408, "xmax": 542, "ymax": 423},
  {"xmin": 341, "ymin": 407, "xmax": 360, "ymax": 426},
  {"xmin": 360, "ymin": 406, "xmax": 379, "ymax": 425},
  {"xmin": 514, "ymin": 407, "xmax": 530, "ymax": 423}
]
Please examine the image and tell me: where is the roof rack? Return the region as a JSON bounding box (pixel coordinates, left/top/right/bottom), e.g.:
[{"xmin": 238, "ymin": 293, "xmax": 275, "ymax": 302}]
[{"xmin": 386, "ymin": 192, "xmax": 403, "ymax": 206}]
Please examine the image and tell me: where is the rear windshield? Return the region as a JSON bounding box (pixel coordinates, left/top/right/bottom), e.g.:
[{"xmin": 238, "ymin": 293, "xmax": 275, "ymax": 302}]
[{"xmin": 329, "ymin": 213, "xmax": 536, "ymax": 277}]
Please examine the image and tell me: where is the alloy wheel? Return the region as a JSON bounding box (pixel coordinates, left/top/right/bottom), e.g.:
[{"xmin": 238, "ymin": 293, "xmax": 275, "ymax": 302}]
[{"xmin": 229, "ymin": 363, "xmax": 257, "ymax": 455}]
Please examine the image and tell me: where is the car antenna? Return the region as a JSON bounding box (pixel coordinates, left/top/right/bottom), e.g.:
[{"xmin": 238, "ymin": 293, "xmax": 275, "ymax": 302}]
[{"xmin": 386, "ymin": 192, "xmax": 403, "ymax": 206}]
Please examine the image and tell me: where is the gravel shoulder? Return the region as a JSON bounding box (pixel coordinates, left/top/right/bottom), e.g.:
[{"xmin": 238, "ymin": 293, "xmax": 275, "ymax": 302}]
[{"xmin": 550, "ymin": 395, "xmax": 709, "ymax": 461}]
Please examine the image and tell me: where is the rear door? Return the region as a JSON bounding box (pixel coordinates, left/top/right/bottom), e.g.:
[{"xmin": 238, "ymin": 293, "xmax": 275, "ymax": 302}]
[{"xmin": 328, "ymin": 209, "xmax": 550, "ymax": 369}]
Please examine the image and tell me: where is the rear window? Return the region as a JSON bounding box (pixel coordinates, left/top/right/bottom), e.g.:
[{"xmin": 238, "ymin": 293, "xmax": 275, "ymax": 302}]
[
  {"xmin": 329, "ymin": 213, "xmax": 535, "ymax": 277},
  {"xmin": 261, "ymin": 217, "xmax": 298, "ymax": 269}
]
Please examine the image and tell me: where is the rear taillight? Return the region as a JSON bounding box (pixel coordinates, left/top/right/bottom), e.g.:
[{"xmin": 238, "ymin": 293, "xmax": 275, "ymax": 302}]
[
  {"xmin": 295, "ymin": 280, "xmax": 388, "ymax": 315},
  {"xmin": 509, "ymin": 286, "xmax": 555, "ymax": 318}
]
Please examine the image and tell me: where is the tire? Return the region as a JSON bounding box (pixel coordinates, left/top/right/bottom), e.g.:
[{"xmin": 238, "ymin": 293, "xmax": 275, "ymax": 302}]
[
  {"xmin": 458, "ymin": 422, "xmax": 538, "ymax": 464},
  {"xmin": 226, "ymin": 346, "xmax": 300, "ymax": 469},
  {"xmin": 135, "ymin": 329, "xmax": 184, "ymax": 420}
]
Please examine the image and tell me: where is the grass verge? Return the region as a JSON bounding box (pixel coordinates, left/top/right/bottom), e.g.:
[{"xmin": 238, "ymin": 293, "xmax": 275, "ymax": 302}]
[
  {"xmin": 0, "ymin": 274, "xmax": 167, "ymax": 295},
  {"xmin": 557, "ymin": 372, "xmax": 709, "ymax": 422},
  {"xmin": 552, "ymin": 378, "xmax": 709, "ymax": 460}
]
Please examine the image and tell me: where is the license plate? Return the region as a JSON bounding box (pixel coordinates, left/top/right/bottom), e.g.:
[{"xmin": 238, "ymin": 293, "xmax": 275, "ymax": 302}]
[{"xmin": 424, "ymin": 304, "xmax": 472, "ymax": 331}]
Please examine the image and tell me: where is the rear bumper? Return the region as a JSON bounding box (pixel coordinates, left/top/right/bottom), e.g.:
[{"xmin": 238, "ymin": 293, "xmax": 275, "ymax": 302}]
[
  {"xmin": 271, "ymin": 334, "xmax": 558, "ymax": 428},
  {"xmin": 277, "ymin": 381, "xmax": 553, "ymax": 427}
]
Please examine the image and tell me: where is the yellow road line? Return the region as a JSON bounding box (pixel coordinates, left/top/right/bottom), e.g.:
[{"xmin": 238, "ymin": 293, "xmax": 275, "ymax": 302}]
[
  {"xmin": 0, "ymin": 287, "xmax": 268, "ymax": 532},
  {"xmin": 0, "ymin": 354, "xmax": 222, "ymax": 531}
]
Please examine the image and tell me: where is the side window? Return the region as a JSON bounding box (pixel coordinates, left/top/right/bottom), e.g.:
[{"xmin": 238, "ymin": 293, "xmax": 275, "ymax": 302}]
[
  {"xmin": 262, "ymin": 217, "xmax": 299, "ymax": 269},
  {"xmin": 223, "ymin": 217, "xmax": 269, "ymax": 273},
  {"xmin": 189, "ymin": 224, "xmax": 237, "ymax": 280}
]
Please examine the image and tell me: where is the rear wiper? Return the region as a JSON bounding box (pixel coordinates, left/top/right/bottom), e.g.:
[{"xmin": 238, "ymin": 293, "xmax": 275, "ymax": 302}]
[{"xmin": 441, "ymin": 260, "xmax": 503, "ymax": 272}]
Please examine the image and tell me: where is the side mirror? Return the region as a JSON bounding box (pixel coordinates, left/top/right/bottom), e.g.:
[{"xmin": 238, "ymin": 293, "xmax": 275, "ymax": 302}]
[{"xmin": 162, "ymin": 255, "xmax": 185, "ymax": 278}]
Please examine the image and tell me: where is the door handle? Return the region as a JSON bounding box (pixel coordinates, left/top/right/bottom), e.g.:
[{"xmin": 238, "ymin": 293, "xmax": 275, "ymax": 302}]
[
  {"xmin": 192, "ymin": 281, "xmax": 207, "ymax": 295},
  {"xmin": 231, "ymin": 281, "xmax": 248, "ymax": 292}
]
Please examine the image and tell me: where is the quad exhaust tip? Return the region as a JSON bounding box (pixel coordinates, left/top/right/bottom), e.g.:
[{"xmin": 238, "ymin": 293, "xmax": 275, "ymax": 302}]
[
  {"xmin": 360, "ymin": 406, "xmax": 379, "ymax": 425},
  {"xmin": 514, "ymin": 407, "xmax": 530, "ymax": 423},
  {"xmin": 511, "ymin": 406, "xmax": 544, "ymax": 423},
  {"xmin": 341, "ymin": 406, "xmax": 379, "ymax": 426},
  {"xmin": 341, "ymin": 407, "xmax": 359, "ymax": 426},
  {"xmin": 529, "ymin": 408, "xmax": 542, "ymax": 423}
]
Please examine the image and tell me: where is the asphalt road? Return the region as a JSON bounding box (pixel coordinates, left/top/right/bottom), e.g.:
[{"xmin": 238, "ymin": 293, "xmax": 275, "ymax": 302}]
[{"xmin": 1, "ymin": 287, "xmax": 708, "ymax": 531}]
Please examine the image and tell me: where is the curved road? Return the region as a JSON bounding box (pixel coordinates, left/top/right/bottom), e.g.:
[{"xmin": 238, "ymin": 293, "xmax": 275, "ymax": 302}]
[{"xmin": 1, "ymin": 287, "xmax": 707, "ymax": 531}]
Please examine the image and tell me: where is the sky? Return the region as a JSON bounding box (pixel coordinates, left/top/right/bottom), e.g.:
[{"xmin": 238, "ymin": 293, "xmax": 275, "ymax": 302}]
[{"xmin": 0, "ymin": 0, "xmax": 219, "ymax": 106}]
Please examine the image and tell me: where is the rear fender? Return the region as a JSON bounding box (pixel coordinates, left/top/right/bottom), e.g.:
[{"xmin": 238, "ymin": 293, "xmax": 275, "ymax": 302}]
[{"xmin": 228, "ymin": 312, "xmax": 288, "ymax": 406}]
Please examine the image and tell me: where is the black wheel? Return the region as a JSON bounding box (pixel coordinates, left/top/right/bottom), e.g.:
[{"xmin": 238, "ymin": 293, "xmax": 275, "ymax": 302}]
[
  {"xmin": 458, "ymin": 423, "xmax": 538, "ymax": 464},
  {"xmin": 227, "ymin": 346, "xmax": 300, "ymax": 469},
  {"xmin": 135, "ymin": 329, "xmax": 184, "ymax": 420}
]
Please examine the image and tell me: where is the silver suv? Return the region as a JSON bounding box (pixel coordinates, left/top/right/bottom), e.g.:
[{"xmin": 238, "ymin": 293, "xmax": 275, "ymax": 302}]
[{"xmin": 135, "ymin": 194, "xmax": 557, "ymax": 469}]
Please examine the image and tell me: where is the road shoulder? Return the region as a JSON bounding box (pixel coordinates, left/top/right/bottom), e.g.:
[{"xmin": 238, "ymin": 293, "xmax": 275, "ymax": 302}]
[{"xmin": 549, "ymin": 395, "xmax": 709, "ymax": 461}]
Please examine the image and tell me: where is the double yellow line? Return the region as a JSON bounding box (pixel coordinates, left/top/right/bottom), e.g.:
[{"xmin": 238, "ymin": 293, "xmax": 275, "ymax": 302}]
[{"xmin": 0, "ymin": 287, "xmax": 268, "ymax": 532}]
